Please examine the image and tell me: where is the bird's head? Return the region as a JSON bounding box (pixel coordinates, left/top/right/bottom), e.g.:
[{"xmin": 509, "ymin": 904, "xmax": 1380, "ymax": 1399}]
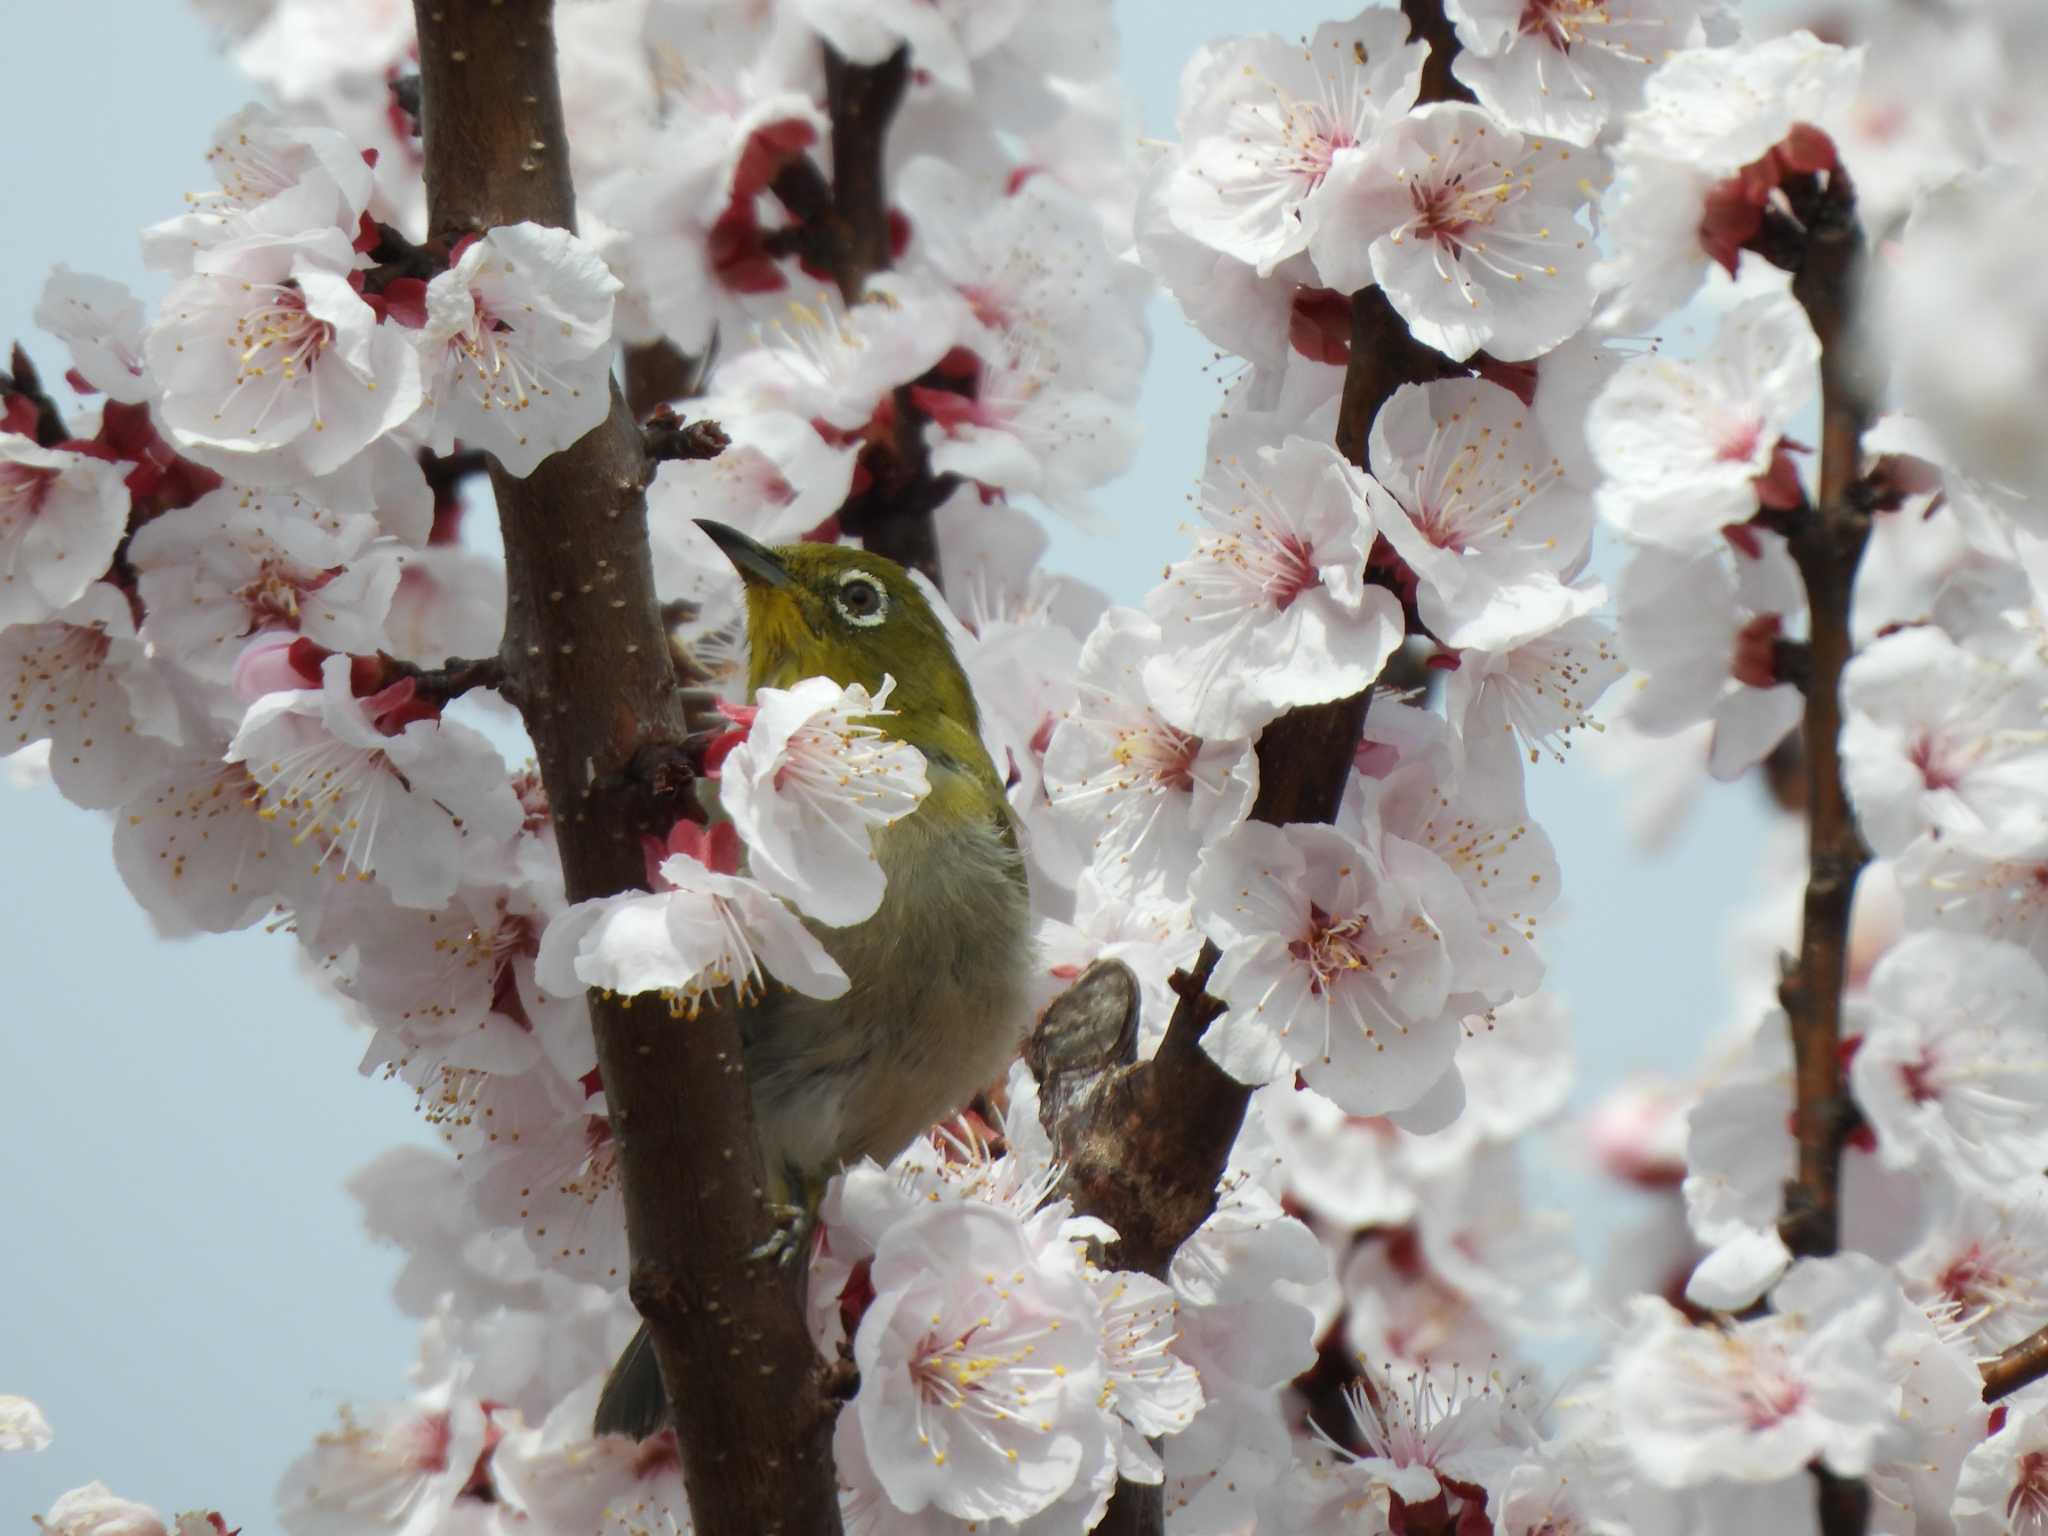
[{"xmin": 695, "ymin": 520, "xmax": 984, "ymax": 758}]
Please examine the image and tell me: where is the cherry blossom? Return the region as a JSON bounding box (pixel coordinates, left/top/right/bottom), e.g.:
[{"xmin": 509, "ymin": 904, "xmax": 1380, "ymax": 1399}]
[
  {"xmin": 275, "ymin": 1379, "xmax": 490, "ymax": 1536},
  {"xmin": 0, "ymin": 433, "xmax": 131, "ymax": 628},
  {"xmin": 1, "ymin": 1394, "xmax": 51, "ymax": 1453},
  {"xmin": 140, "ymin": 103, "xmax": 373, "ymax": 277},
  {"xmin": 1190, "ymin": 819, "xmax": 1464, "ymax": 1117},
  {"xmin": 1446, "ymin": 0, "xmax": 1723, "ymax": 145},
  {"xmin": 1042, "ymin": 606, "xmax": 1258, "ymax": 902},
  {"xmin": 414, "ymin": 222, "xmax": 622, "ymax": 477},
  {"xmin": 535, "ymin": 836, "xmax": 848, "ymax": 1013},
  {"xmin": 129, "ymin": 485, "xmax": 399, "ymax": 680},
  {"xmin": 1143, "ymin": 433, "xmax": 1400, "ymax": 738},
  {"xmin": 1953, "ymin": 1404, "xmax": 2048, "ymax": 1536},
  {"xmin": 1309, "ymin": 101, "xmax": 1599, "ymax": 362},
  {"xmin": 1606, "ymin": 1258, "xmax": 1903, "ymax": 1487},
  {"xmin": 849, "ymin": 1199, "xmax": 1108, "ymax": 1524},
  {"xmin": 1590, "ymin": 287, "xmax": 1819, "ymax": 551},
  {"xmin": 1157, "ymin": 8, "xmax": 1424, "ymax": 280},
  {"xmin": 224, "ymin": 653, "xmax": 521, "ymax": 914},
  {"xmin": 146, "ymin": 230, "xmax": 424, "ymax": 486},
  {"xmin": 1848, "ymin": 931, "xmax": 2048, "ymax": 1194},
  {"xmin": 1366, "ymin": 377, "xmax": 1593, "ymax": 649},
  {"xmin": 35, "ymin": 268, "xmax": 152, "ymax": 404},
  {"xmin": 1844, "ymin": 624, "xmax": 2048, "ymax": 860},
  {"xmin": 1617, "ymin": 528, "xmax": 1806, "ymax": 780},
  {"xmin": 33, "ymin": 1485, "xmax": 168, "ymax": 1536},
  {"xmin": 718, "ymin": 674, "xmax": 931, "ymax": 926}
]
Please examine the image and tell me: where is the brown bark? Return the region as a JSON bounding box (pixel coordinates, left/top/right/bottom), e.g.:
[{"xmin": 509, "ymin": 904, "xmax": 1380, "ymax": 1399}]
[
  {"xmin": 410, "ymin": 3, "xmax": 842, "ymax": 1531},
  {"xmin": 1756, "ymin": 162, "xmax": 1874, "ymax": 1536},
  {"xmin": 1982, "ymin": 1322, "xmax": 2048, "ymax": 1404}
]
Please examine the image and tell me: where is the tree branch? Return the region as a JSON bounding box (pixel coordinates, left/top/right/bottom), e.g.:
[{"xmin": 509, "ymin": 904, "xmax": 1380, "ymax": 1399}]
[
  {"xmin": 1024, "ymin": 18, "xmax": 1475, "ymax": 1527},
  {"xmin": 1770, "ymin": 161, "xmax": 1873, "ymax": 1270},
  {"xmin": 1747, "ymin": 155, "xmax": 1876, "ymax": 1536},
  {"xmin": 410, "ymin": 4, "xmax": 841, "ymax": 1532},
  {"xmin": 1982, "ymin": 1323, "xmax": 2048, "ymax": 1404}
]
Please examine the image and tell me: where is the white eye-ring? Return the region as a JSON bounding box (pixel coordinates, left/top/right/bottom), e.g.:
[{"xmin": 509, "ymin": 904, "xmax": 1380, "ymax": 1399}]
[{"xmin": 833, "ymin": 569, "xmax": 889, "ymax": 627}]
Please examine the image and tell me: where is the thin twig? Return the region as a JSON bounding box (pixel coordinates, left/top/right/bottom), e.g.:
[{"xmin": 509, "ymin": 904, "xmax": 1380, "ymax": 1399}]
[
  {"xmin": 1982, "ymin": 1323, "xmax": 2048, "ymax": 1404},
  {"xmin": 409, "ymin": 4, "xmax": 842, "ymax": 1532}
]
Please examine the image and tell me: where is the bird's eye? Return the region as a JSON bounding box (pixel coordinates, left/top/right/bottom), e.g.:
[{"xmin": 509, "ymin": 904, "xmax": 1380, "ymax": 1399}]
[{"xmin": 833, "ymin": 571, "xmax": 889, "ymax": 627}]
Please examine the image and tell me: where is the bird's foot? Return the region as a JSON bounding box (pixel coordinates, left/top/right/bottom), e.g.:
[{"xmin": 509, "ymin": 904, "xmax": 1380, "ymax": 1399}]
[{"xmin": 748, "ymin": 1202, "xmax": 811, "ymax": 1268}]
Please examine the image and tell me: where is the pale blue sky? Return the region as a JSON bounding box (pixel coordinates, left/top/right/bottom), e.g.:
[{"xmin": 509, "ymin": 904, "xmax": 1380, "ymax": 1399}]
[{"xmin": 0, "ymin": 3, "xmax": 1774, "ymax": 1525}]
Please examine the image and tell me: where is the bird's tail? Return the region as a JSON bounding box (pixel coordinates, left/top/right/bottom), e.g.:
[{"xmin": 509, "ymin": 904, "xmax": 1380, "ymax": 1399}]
[{"xmin": 593, "ymin": 1321, "xmax": 669, "ymax": 1441}]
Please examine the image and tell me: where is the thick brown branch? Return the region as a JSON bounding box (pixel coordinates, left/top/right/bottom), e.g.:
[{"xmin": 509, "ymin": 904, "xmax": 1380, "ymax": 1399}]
[
  {"xmin": 1400, "ymin": 0, "xmax": 1477, "ymax": 106},
  {"xmin": 1771, "ymin": 163, "xmax": 1873, "ymax": 1269},
  {"xmin": 624, "ymin": 339, "xmax": 710, "ymax": 421},
  {"xmin": 410, "ymin": 4, "xmax": 841, "ymax": 1532},
  {"xmin": 1982, "ymin": 1323, "xmax": 2048, "ymax": 1404}
]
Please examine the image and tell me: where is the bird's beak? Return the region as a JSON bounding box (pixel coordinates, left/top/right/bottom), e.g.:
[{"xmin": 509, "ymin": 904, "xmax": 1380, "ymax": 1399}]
[{"xmin": 696, "ymin": 519, "xmax": 794, "ymax": 590}]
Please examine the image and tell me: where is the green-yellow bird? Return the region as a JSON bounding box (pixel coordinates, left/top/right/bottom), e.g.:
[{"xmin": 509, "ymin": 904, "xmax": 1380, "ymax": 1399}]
[{"xmin": 593, "ymin": 519, "xmax": 1035, "ymax": 1440}]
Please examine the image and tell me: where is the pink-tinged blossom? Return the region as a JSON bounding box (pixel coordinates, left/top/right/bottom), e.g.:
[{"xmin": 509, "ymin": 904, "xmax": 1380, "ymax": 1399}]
[
  {"xmin": 276, "ymin": 1380, "xmax": 490, "ymax": 1536},
  {"xmin": 415, "ymin": 222, "xmax": 622, "ymax": 477},
  {"xmin": 491, "ymin": 1379, "xmax": 690, "ymax": 1534},
  {"xmin": 1092, "ymin": 1267, "xmax": 1205, "ymax": 1481},
  {"xmin": 895, "ymin": 155, "xmax": 1152, "ymax": 406},
  {"xmin": 141, "ymin": 103, "xmax": 373, "ymax": 276},
  {"xmin": 1900, "ymin": 835, "xmax": 2048, "ymax": 975},
  {"xmin": 1617, "ymin": 530, "xmax": 1807, "ymax": 781},
  {"xmin": 1285, "ymin": 1371, "xmax": 1529, "ymax": 1526},
  {"xmin": 468, "ymin": 1084, "xmax": 631, "ymax": 1285},
  {"xmin": 1341, "ymin": 1237, "xmax": 1518, "ymax": 1391},
  {"xmin": 1366, "ymin": 377, "xmax": 1593, "ymax": 650},
  {"xmin": 1446, "ymin": 0, "xmax": 1721, "ymax": 145},
  {"xmin": 1162, "ymin": 1183, "xmax": 1324, "ymax": 1534},
  {"xmin": 919, "ymin": 336, "xmax": 1142, "ymax": 526},
  {"xmin": 0, "ymin": 433, "xmax": 130, "ymax": 628},
  {"xmin": 535, "ymin": 841, "xmax": 848, "ymax": 1012},
  {"xmin": 1444, "ymin": 599, "xmax": 1625, "ymax": 769},
  {"xmin": 2, "ymin": 583, "xmax": 180, "ymax": 810},
  {"xmin": 129, "ymin": 485, "xmax": 398, "ymax": 681},
  {"xmin": 716, "ymin": 281, "xmax": 965, "ymax": 436},
  {"xmin": 644, "ymin": 395, "xmax": 858, "ymax": 562},
  {"xmin": 719, "ymin": 674, "xmax": 930, "ymax": 927},
  {"xmin": 1591, "ymin": 288, "xmax": 1819, "ymax": 551},
  {"xmin": 0, "ymin": 1394, "xmax": 51, "ymax": 1452},
  {"xmin": 850, "ymin": 1199, "xmax": 1108, "ymax": 1524},
  {"xmin": 1607, "ymin": 1258, "xmax": 1902, "ymax": 1487},
  {"xmin": 1158, "ymin": 9, "xmax": 1425, "ymax": 279},
  {"xmin": 1898, "ymin": 1186, "xmax": 2048, "ymax": 1360},
  {"xmin": 226, "ymin": 652, "xmax": 522, "ymax": 912},
  {"xmin": 112, "ymin": 753, "xmax": 295, "ymax": 934},
  {"xmin": 33, "ymin": 1485, "xmax": 166, "ymax": 1536},
  {"xmin": 1042, "ymin": 606, "xmax": 1258, "ymax": 903},
  {"xmin": 340, "ymin": 882, "xmax": 566, "ymax": 1081},
  {"xmin": 1309, "ymin": 102, "xmax": 1599, "ymax": 362},
  {"xmin": 1883, "ymin": 169, "xmax": 2048, "ymax": 510},
  {"xmin": 1848, "ymin": 932, "xmax": 2048, "ymax": 1195},
  {"xmin": 1841, "ymin": 625, "xmax": 2048, "ymax": 859},
  {"xmin": 1143, "ymin": 434, "xmax": 1399, "ymax": 739},
  {"xmin": 34, "ymin": 267, "xmax": 152, "ymax": 404},
  {"xmin": 1596, "ymin": 33, "xmax": 1861, "ymax": 326},
  {"xmin": 1190, "ymin": 820, "xmax": 1461, "ymax": 1117},
  {"xmin": 1953, "ymin": 1403, "xmax": 2048, "ymax": 1536},
  {"xmin": 146, "ymin": 230, "xmax": 425, "ymax": 486}
]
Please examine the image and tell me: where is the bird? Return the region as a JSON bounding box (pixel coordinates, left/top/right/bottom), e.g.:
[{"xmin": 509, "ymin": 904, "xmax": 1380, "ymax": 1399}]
[{"xmin": 593, "ymin": 518, "xmax": 1036, "ymax": 1440}]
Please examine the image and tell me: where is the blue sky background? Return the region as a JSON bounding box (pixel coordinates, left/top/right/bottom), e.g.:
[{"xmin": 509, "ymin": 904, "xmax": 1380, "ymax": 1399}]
[{"xmin": 0, "ymin": 2, "xmax": 1775, "ymax": 1523}]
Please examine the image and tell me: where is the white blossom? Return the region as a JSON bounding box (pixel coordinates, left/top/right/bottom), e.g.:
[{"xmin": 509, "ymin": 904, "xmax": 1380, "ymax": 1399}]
[{"xmin": 719, "ymin": 674, "xmax": 930, "ymax": 927}]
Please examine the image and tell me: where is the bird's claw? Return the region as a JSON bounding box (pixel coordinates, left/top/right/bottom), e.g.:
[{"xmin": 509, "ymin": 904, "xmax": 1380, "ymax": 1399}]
[{"xmin": 748, "ymin": 1202, "xmax": 810, "ymax": 1268}]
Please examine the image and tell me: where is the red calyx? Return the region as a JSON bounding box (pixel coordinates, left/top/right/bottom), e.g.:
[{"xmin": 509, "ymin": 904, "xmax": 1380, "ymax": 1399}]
[
  {"xmin": 1289, "ymin": 287, "xmax": 1354, "ymax": 367},
  {"xmin": 1698, "ymin": 123, "xmax": 1843, "ymax": 275}
]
